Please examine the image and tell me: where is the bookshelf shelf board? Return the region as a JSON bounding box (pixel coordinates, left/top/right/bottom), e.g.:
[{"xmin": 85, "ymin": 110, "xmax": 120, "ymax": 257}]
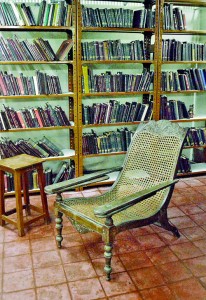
[
  {"xmin": 82, "ymin": 27, "xmax": 155, "ymax": 33},
  {"xmin": 0, "ymin": 61, "xmax": 73, "ymax": 65},
  {"xmin": 164, "ymin": 0, "xmax": 206, "ymax": 7},
  {"xmin": 83, "ymin": 151, "xmax": 126, "ymax": 158},
  {"xmin": 82, "ymin": 91, "xmax": 153, "ymax": 97},
  {"xmin": 162, "ymin": 61, "xmax": 206, "ymax": 64},
  {"xmin": 160, "ymin": 90, "xmax": 206, "ymax": 95},
  {"xmin": 0, "ymin": 26, "xmax": 74, "ymax": 32},
  {"xmin": 82, "ymin": 60, "xmax": 154, "ymax": 65},
  {"xmin": 0, "ymin": 93, "xmax": 74, "ymax": 100},
  {"xmin": 184, "ymin": 145, "xmax": 206, "ymax": 149},
  {"xmin": 1, "ymin": 126, "xmax": 73, "ymax": 133},
  {"xmin": 171, "ymin": 117, "xmax": 206, "ymax": 123},
  {"xmin": 83, "ymin": 121, "xmax": 141, "ymax": 128},
  {"xmin": 178, "ymin": 163, "xmax": 206, "ymax": 177},
  {"xmin": 163, "ymin": 30, "xmax": 206, "ymax": 35}
]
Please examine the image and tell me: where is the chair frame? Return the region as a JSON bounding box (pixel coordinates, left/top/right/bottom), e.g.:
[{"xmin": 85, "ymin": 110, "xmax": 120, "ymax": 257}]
[{"xmin": 45, "ymin": 120, "xmax": 187, "ymax": 280}]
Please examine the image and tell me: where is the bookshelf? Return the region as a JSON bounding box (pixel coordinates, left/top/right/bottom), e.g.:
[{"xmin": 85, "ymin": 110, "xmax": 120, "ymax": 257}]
[
  {"xmin": 158, "ymin": 0, "xmax": 206, "ymax": 176},
  {"xmin": 0, "ymin": 0, "xmax": 79, "ymax": 193},
  {"xmin": 77, "ymin": 0, "xmax": 159, "ymax": 183}
]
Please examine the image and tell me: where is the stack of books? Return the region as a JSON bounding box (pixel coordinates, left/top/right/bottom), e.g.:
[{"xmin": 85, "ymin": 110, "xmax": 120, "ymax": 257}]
[
  {"xmin": 185, "ymin": 127, "xmax": 206, "ymax": 147},
  {"xmin": 163, "ymin": 4, "xmax": 186, "ymax": 30},
  {"xmin": 0, "ymin": 1, "xmax": 72, "ymax": 27},
  {"xmin": 82, "ymin": 66, "xmax": 154, "ymax": 93},
  {"xmin": 162, "ymin": 39, "xmax": 206, "ymax": 61},
  {"xmin": 178, "ymin": 155, "xmax": 191, "ymax": 174},
  {"xmin": 0, "ymin": 136, "xmax": 64, "ymax": 159},
  {"xmin": 0, "ymin": 70, "xmax": 62, "ymax": 96},
  {"xmin": 82, "ymin": 98, "xmax": 153, "ymax": 124},
  {"xmin": 81, "ymin": 39, "xmax": 149, "ymax": 61},
  {"xmin": 81, "ymin": 6, "xmax": 155, "ymax": 28},
  {"xmin": 82, "ymin": 128, "xmax": 134, "ymax": 155},
  {"xmin": 0, "ymin": 103, "xmax": 70, "ymax": 130},
  {"xmin": 160, "ymin": 96, "xmax": 190, "ymax": 120},
  {"xmin": 161, "ymin": 69, "xmax": 206, "ymax": 91}
]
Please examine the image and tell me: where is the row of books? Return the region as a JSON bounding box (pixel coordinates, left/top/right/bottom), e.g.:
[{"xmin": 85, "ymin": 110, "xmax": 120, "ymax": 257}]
[
  {"xmin": 82, "ymin": 98, "xmax": 153, "ymax": 125},
  {"xmin": 4, "ymin": 161, "xmax": 75, "ymax": 192},
  {"xmin": 0, "ymin": 36, "xmax": 73, "ymax": 62},
  {"xmin": 0, "ymin": 136, "xmax": 64, "ymax": 159},
  {"xmin": 81, "ymin": 6, "xmax": 155, "ymax": 28},
  {"xmin": 163, "ymin": 4, "xmax": 186, "ymax": 30},
  {"xmin": 0, "ymin": 1, "xmax": 72, "ymax": 27},
  {"xmin": 185, "ymin": 127, "xmax": 206, "ymax": 147},
  {"xmin": 82, "ymin": 66, "xmax": 154, "ymax": 93},
  {"xmin": 177, "ymin": 155, "xmax": 191, "ymax": 174},
  {"xmin": 82, "ymin": 128, "xmax": 134, "ymax": 155},
  {"xmin": 160, "ymin": 96, "xmax": 190, "ymax": 120},
  {"xmin": 161, "ymin": 69, "xmax": 206, "ymax": 92},
  {"xmin": 0, "ymin": 70, "xmax": 62, "ymax": 96},
  {"xmin": 0, "ymin": 103, "xmax": 70, "ymax": 130},
  {"xmin": 162, "ymin": 39, "xmax": 206, "ymax": 62},
  {"xmin": 81, "ymin": 39, "xmax": 149, "ymax": 61}
]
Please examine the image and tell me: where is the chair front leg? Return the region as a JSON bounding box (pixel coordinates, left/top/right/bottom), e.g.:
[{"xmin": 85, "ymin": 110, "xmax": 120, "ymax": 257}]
[
  {"xmin": 158, "ymin": 208, "xmax": 180, "ymax": 238},
  {"xmin": 103, "ymin": 216, "xmax": 115, "ymax": 281},
  {"xmin": 55, "ymin": 209, "xmax": 63, "ymax": 248}
]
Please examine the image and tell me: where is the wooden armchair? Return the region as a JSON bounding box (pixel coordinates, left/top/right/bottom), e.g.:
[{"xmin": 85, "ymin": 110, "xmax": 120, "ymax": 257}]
[{"xmin": 45, "ymin": 120, "xmax": 186, "ymax": 281}]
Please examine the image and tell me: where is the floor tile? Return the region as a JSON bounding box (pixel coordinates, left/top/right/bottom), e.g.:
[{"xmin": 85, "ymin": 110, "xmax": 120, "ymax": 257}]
[
  {"xmin": 140, "ymin": 285, "xmax": 175, "ymax": 300},
  {"xmin": 92, "ymin": 256, "xmax": 125, "ymax": 276},
  {"xmin": 189, "ymin": 213, "xmax": 206, "ymax": 226},
  {"xmin": 130, "ymin": 226, "xmax": 154, "ymax": 236},
  {"xmin": 129, "ymin": 266, "xmax": 165, "ymax": 290},
  {"xmin": 36, "ymin": 283, "xmax": 71, "ymax": 300},
  {"xmin": 170, "ymin": 241, "xmax": 203, "ymax": 260},
  {"xmin": 69, "ymin": 277, "xmax": 105, "ymax": 300},
  {"xmin": 29, "ymin": 224, "xmax": 54, "ymax": 239},
  {"xmin": 119, "ymin": 251, "xmax": 152, "ymax": 270},
  {"xmin": 2, "ymin": 289, "xmax": 36, "ymax": 300},
  {"xmin": 60, "ymin": 245, "xmax": 90, "ymax": 263},
  {"xmin": 86, "ymin": 242, "xmax": 105, "ymax": 259},
  {"xmin": 167, "ymin": 207, "xmax": 185, "ymax": 218},
  {"xmin": 169, "ymin": 278, "xmax": 206, "ymax": 300},
  {"xmin": 179, "ymin": 204, "xmax": 204, "ymax": 215},
  {"xmin": 3, "ymin": 240, "xmax": 30, "ymax": 257},
  {"xmin": 183, "ymin": 256, "xmax": 206, "ymax": 277},
  {"xmin": 34, "ymin": 265, "xmax": 66, "ymax": 287},
  {"xmin": 3, "ymin": 254, "xmax": 32, "ymax": 273},
  {"xmin": 180, "ymin": 226, "xmax": 206, "ymax": 241},
  {"xmin": 158, "ymin": 261, "xmax": 193, "ymax": 283},
  {"xmin": 61, "ymin": 232, "xmax": 83, "ymax": 247},
  {"xmin": 135, "ymin": 234, "xmax": 165, "ymax": 250},
  {"xmin": 114, "ymin": 238, "xmax": 141, "ymax": 254},
  {"xmin": 157, "ymin": 231, "xmax": 188, "ymax": 245},
  {"xmin": 3, "ymin": 269, "xmax": 34, "ymax": 293},
  {"xmin": 170, "ymin": 215, "xmax": 197, "ymax": 229},
  {"xmin": 64, "ymin": 261, "xmax": 96, "ymax": 281},
  {"xmin": 32, "ymin": 250, "xmax": 61, "ymax": 269},
  {"xmin": 193, "ymin": 239, "xmax": 206, "ymax": 254},
  {"xmin": 30, "ymin": 236, "xmax": 57, "ymax": 253},
  {"xmin": 145, "ymin": 246, "xmax": 178, "ymax": 265},
  {"xmin": 99, "ymin": 272, "xmax": 136, "ymax": 297}
]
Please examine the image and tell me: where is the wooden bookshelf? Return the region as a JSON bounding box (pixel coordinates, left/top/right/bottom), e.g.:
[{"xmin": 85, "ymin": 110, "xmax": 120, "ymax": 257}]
[
  {"xmin": 158, "ymin": 0, "xmax": 206, "ymax": 176},
  {"xmin": 0, "ymin": 0, "xmax": 79, "ymax": 192}
]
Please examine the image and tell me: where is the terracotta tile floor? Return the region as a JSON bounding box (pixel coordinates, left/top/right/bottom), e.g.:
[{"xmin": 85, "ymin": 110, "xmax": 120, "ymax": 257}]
[{"xmin": 1, "ymin": 177, "xmax": 206, "ymax": 299}]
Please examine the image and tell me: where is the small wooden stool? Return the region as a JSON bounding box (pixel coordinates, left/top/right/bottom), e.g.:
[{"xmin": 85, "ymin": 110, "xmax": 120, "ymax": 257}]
[{"xmin": 0, "ymin": 154, "xmax": 50, "ymax": 236}]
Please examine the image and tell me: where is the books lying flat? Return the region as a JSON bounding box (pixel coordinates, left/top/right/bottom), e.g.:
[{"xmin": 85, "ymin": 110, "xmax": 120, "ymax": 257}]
[{"xmin": 56, "ymin": 40, "xmax": 73, "ymax": 61}]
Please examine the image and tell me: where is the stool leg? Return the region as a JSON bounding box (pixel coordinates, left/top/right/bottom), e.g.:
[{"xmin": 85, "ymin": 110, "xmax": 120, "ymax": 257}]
[
  {"xmin": 37, "ymin": 165, "xmax": 50, "ymax": 224},
  {"xmin": 14, "ymin": 171, "xmax": 25, "ymax": 237},
  {"xmin": 22, "ymin": 173, "xmax": 31, "ymax": 216},
  {"xmin": 0, "ymin": 170, "xmax": 6, "ymax": 226}
]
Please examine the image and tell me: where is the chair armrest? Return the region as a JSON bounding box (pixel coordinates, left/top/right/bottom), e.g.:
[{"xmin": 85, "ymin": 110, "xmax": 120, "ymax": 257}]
[
  {"xmin": 94, "ymin": 179, "xmax": 178, "ymax": 218},
  {"xmin": 44, "ymin": 166, "xmax": 122, "ymax": 194}
]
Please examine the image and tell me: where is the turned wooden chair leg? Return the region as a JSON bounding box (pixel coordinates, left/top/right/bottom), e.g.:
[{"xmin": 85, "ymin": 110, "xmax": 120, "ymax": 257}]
[
  {"xmin": 104, "ymin": 242, "xmax": 113, "ymax": 281},
  {"xmin": 55, "ymin": 210, "xmax": 64, "ymax": 248}
]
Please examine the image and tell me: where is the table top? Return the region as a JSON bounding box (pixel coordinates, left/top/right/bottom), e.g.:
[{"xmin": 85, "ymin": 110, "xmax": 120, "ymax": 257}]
[{"xmin": 0, "ymin": 154, "xmax": 45, "ymax": 172}]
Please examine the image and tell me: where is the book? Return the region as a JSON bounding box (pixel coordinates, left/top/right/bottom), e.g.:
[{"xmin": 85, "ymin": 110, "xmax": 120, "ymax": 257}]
[{"xmin": 56, "ymin": 40, "xmax": 73, "ymax": 61}]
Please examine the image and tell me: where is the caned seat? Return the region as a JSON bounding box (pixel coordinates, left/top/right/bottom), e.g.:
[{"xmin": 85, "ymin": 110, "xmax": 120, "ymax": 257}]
[
  {"xmin": 0, "ymin": 154, "xmax": 50, "ymax": 236},
  {"xmin": 45, "ymin": 120, "xmax": 187, "ymax": 280}
]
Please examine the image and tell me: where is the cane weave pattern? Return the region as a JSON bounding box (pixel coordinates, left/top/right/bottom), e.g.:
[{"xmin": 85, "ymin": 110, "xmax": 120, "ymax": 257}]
[{"xmin": 62, "ymin": 121, "xmax": 185, "ymax": 228}]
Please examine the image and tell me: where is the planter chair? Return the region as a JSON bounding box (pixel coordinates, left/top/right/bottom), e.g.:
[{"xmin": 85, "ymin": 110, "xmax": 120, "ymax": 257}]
[{"xmin": 45, "ymin": 120, "xmax": 186, "ymax": 281}]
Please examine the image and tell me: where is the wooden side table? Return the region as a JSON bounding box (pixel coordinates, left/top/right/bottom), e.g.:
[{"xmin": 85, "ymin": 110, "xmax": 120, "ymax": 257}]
[{"xmin": 0, "ymin": 154, "xmax": 50, "ymax": 236}]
